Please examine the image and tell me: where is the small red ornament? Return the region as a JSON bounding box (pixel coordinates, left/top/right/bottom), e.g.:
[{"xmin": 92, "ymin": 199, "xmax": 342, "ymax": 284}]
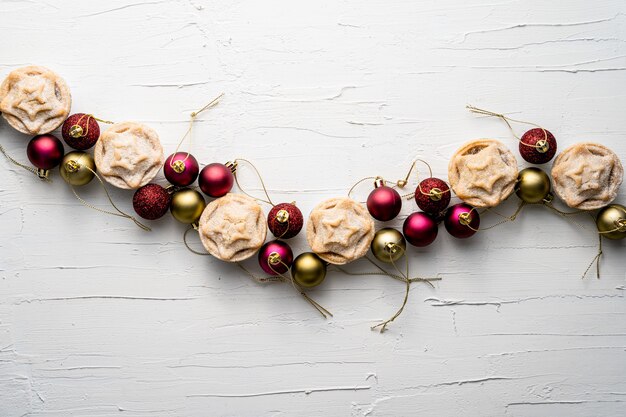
[
  {"xmin": 268, "ymin": 203, "xmax": 304, "ymax": 239},
  {"xmin": 199, "ymin": 163, "xmax": 234, "ymax": 198},
  {"xmin": 415, "ymin": 177, "xmax": 451, "ymax": 214},
  {"xmin": 164, "ymin": 152, "xmax": 199, "ymax": 187},
  {"xmin": 444, "ymin": 203, "xmax": 480, "ymax": 239},
  {"xmin": 258, "ymin": 240, "xmax": 294, "ymax": 275},
  {"xmin": 61, "ymin": 113, "xmax": 100, "ymax": 150},
  {"xmin": 133, "ymin": 184, "xmax": 172, "ymax": 220},
  {"xmin": 366, "ymin": 179, "xmax": 402, "ymax": 221},
  {"xmin": 27, "ymin": 134, "xmax": 64, "ymax": 173},
  {"xmin": 519, "ymin": 128, "xmax": 557, "ymax": 164},
  {"xmin": 403, "ymin": 212, "xmax": 438, "ymax": 247}
]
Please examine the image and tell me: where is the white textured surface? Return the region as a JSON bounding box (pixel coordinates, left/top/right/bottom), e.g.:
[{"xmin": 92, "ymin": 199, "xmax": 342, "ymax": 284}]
[{"xmin": 1, "ymin": 1, "xmax": 625, "ymax": 416}]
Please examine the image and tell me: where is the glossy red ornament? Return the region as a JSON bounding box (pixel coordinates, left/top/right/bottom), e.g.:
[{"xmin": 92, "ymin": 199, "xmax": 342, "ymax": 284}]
[
  {"xmin": 403, "ymin": 212, "xmax": 438, "ymax": 247},
  {"xmin": 164, "ymin": 152, "xmax": 199, "ymax": 187},
  {"xmin": 519, "ymin": 128, "xmax": 557, "ymax": 164},
  {"xmin": 258, "ymin": 240, "xmax": 294, "ymax": 275},
  {"xmin": 199, "ymin": 163, "xmax": 234, "ymax": 198},
  {"xmin": 367, "ymin": 183, "xmax": 402, "ymax": 221},
  {"xmin": 133, "ymin": 184, "xmax": 172, "ymax": 220},
  {"xmin": 444, "ymin": 203, "xmax": 480, "ymax": 239},
  {"xmin": 268, "ymin": 203, "xmax": 303, "ymax": 239},
  {"xmin": 415, "ymin": 177, "xmax": 451, "ymax": 214},
  {"xmin": 27, "ymin": 134, "xmax": 64, "ymax": 170},
  {"xmin": 61, "ymin": 113, "xmax": 100, "ymax": 150}
]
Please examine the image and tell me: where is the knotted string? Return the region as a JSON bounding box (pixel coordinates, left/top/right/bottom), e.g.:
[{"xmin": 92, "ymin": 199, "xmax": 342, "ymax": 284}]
[
  {"xmin": 464, "ymin": 200, "xmax": 526, "ymax": 232},
  {"xmin": 0, "ymin": 143, "xmax": 52, "ymax": 181}
]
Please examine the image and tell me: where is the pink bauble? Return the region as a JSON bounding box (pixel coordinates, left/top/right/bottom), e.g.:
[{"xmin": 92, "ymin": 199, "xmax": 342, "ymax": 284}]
[
  {"xmin": 27, "ymin": 134, "xmax": 64, "ymax": 170},
  {"xmin": 403, "ymin": 212, "xmax": 438, "ymax": 247},
  {"xmin": 444, "ymin": 203, "xmax": 480, "ymax": 239},
  {"xmin": 367, "ymin": 185, "xmax": 402, "ymax": 221},
  {"xmin": 258, "ymin": 240, "xmax": 294, "ymax": 275},
  {"xmin": 415, "ymin": 177, "xmax": 451, "ymax": 214},
  {"xmin": 164, "ymin": 152, "xmax": 199, "ymax": 187},
  {"xmin": 199, "ymin": 163, "xmax": 234, "ymax": 198}
]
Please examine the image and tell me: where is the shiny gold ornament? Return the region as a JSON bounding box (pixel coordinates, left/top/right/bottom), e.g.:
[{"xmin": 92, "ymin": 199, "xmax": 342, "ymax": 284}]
[
  {"xmin": 291, "ymin": 252, "xmax": 327, "ymax": 288},
  {"xmin": 275, "ymin": 209, "xmax": 289, "ymax": 223},
  {"xmin": 59, "ymin": 151, "xmax": 95, "ymax": 186},
  {"xmin": 172, "ymin": 159, "xmax": 186, "ymax": 173},
  {"xmin": 516, "ymin": 167, "xmax": 551, "ymax": 203},
  {"xmin": 170, "ymin": 188, "xmax": 206, "ymax": 224},
  {"xmin": 371, "ymin": 228, "xmax": 406, "ymax": 263},
  {"xmin": 596, "ymin": 204, "xmax": 626, "ymax": 240},
  {"xmin": 69, "ymin": 124, "xmax": 84, "ymax": 138}
]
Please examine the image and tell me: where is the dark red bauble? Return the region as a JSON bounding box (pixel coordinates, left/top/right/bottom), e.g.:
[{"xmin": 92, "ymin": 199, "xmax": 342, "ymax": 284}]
[
  {"xmin": 519, "ymin": 128, "xmax": 557, "ymax": 164},
  {"xmin": 367, "ymin": 185, "xmax": 402, "ymax": 221},
  {"xmin": 403, "ymin": 212, "xmax": 438, "ymax": 247},
  {"xmin": 415, "ymin": 177, "xmax": 451, "ymax": 214},
  {"xmin": 133, "ymin": 184, "xmax": 172, "ymax": 220},
  {"xmin": 61, "ymin": 113, "xmax": 100, "ymax": 150},
  {"xmin": 258, "ymin": 240, "xmax": 294, "ymax": 275},
  {"xmin": 444, "ymin": 203, "xmax": 480, "ymax": 239},
  {"xmin": 268, "ymin": 203, "xmax": 304, "ymax": 239},
  {"xmin": 164, "ymin": 152, "xmax": 199, "ymax": 187},
  {"xmin": 199, "ymin": 163, "xmax": 234, "ymax": 198},
  {"xmin": 27, "ymin": 134, "xmax": 64, "ymax": 170}
]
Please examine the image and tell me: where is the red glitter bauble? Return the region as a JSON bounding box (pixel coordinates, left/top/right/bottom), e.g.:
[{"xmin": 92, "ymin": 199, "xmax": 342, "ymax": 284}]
[
  {"xmin": 133, "ymin": 184, "xmax": 172, "ymax": 220},
  {"xmin": 268, "ymin": 203, "xmax": 304, "ymax": 239},
  {"xmin": 61, "ymin": 113, "xmax": 100, "ymax": 150},
  {"xmin": 367, "ymin": 185, "xmax": 402, "ymax": 221},
  {"xmin": 415, "ymin": 177, "xmax": 451, "ymax": 214},
  {"xmin": 519, "ymin": 128, "xmax": 557, "ymax": 164}
]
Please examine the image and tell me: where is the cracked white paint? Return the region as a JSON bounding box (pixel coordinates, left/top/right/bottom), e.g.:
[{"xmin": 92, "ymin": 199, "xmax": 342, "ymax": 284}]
[{"xmin": 1, "ymin": 0, "xmax": 625, "ymax": 416}]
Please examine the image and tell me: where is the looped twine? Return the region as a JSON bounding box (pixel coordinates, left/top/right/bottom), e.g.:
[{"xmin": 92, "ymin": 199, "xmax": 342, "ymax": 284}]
[
  {"xmin": 0, "ymin": 143, "xmax": 52, "ymax": 182},
  {"xmin": 232, "ymin": 158, "xmax": 275, "ymax": 206}
]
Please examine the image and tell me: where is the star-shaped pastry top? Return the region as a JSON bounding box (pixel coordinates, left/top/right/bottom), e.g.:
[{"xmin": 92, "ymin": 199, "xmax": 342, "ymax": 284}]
[
  {"xmin": 459, "ymin": 144, "xmax": 511, "ymax": 195},
  {"xmin": 109, "ymin": 135, "xmax": 150, "ymax": 171}
]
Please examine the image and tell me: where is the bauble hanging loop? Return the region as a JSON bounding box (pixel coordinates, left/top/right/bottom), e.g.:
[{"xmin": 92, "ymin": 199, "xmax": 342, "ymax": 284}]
[{"xmin": 59, "ymin": 151, "xmax": 95, "ymax": 186}]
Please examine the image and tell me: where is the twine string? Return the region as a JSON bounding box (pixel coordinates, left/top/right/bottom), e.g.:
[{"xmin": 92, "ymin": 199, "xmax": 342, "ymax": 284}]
[
  {"xmin": 464, "ymin": 200, "xmax": 526, "ymax": 232},
  {"xmin": 233, "ymin": 158, "xmax": 275, "ymax": 206},
  {"xmin": 466, "ymin": 105, "xmax": 548, "ymax": 149},
  {"xmin": 183, "ymin": 226, "xmax": 210, "ymax": 256},
  {"xmin": 237, "ymin": 263, "xmax": 284, "ymax": 284},
  {"xmin": 0, "ymin": 143, "xmax": 52, "ymax": 181}
]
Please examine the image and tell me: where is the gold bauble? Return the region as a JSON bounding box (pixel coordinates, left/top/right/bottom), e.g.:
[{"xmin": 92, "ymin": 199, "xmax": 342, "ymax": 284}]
[
  {"xmin": 170, "ymin": 188, "xmax": 206, "ymax": 224},
  {"xmin": 371, "ymin": 227, "xmax": 406, "ymax": 263},
  {"xmin": 596, "ymin": 204, "xmax": 626, "ymax": 240},
  {"xmin": 291, "ymin": 252, "xmax": 327, "ymax": 288},
  {"xmin": 59, "ymin": 151, "xmax": 95, "ymax": 186},
  {"xmin": 516, "ymin": 167, "xmax": 551, "ymax": 203}
]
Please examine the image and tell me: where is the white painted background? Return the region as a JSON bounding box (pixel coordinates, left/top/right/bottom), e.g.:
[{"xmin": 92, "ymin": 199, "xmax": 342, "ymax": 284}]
[{"xmin": 1, "ymin": 1, "xmax": 625, "ymax": 416}]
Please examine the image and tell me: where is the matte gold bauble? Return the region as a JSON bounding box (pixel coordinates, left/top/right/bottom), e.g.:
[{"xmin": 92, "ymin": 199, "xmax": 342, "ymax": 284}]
[
  {"xmin": 170, "ymin": 188, "xmax": 206, "ymax": 224},
  {"xmin": 291, "ymin": 252, "xmax": 327, "ymax": 288},
  {"xmin": 516, "ymin": 167, "xmax": 551, "ymax": 203},
  {"xmin": 596, "ymin": 204, "xmax": 626, "ymax": 240},
  {"xmin": 59, "ymin": 151, "xmax": 95, "ymax": 186},
  {"xmin": 371, "ymin": 227, "xmax": 406, "ymax": 263}
]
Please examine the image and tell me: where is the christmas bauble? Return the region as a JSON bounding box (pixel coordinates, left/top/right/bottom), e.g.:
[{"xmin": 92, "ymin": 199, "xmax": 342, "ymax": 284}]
[
  {"xmin": 415, "ymin": 177, "xmax": 451, "ymax": 214},
  {"xmin": 403, "ymin": 212, "xmax": 438, "ymax": 247},
  {"xmin": 267, "ymin": 202, "xmax": 303, "ymax": 239},
  {"xmin": 371, "ymin": 228, "xmax": 406, "ymax": 263},
  {"xmin": 133, "ymin": 184, "xmax": 172, "ymax": 220},
  {"xmin": 59, "ymin": 151, "xmax": 95, "ymax": 186},
  {"xmin": 596, "ymin": 204, "xmax": 626, "ymax": 240},
  {"xmin": 444, "ymin": 203, "xmax": 479, "ymax": 238},
  {"xmin": 61, "ymin": 113, "xmax": 100, "ymax": 150},
  {"xmin": 519, "ymin": 128, "xmax": 557, "ymax": 164},
  {"xmin": 367, "ymin": 183, "xmax": 402, "ymax": 221},
  {"xmin": 516, "ymin": 167, "xmax": 551, "ymax": 203},
  {"xmin": 258, "ymin": 240, "xmax": 294, "ymax": 275},
  {"xmin": 199, "ymin": 163, "xmax": 234, "ymax": 198},
  {"xmin": 27, "ymin": 134, "xmax": 64, "ymax": 174},
  {"xmin": 163, "ymin": 152, "xmax": 199, "ymax": 187},
  {"xmin": 170, "ymin": 188, "xmax": 206, "ymax": 224},
  {"xmin": 291, "ymin": 252, "xmax": 327, "ymax": 288}
]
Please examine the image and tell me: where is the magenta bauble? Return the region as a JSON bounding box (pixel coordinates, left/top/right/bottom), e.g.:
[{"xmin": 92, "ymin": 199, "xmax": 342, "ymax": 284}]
[
  {"xmin": 267, "ymin": 203, "xmax": 304, "ymax": 239},
  {"xmin": 27, "ymin": 134, "xmax": 64, "ymax": 170},
  {"xmin": 164, "ymin": 152, "xmax": 199, "ymax": 187},
  {"xmin": 403, "ymin": 212, "xmax": 438, "ymax": 247},
  {"xmin": 61, "ymin": 113, "xmax": 100, "ymax": 150},
  {"xmin": 199, "ymin": 163, "xmax": 234, "ymax": 198},
  {"xmin": 133, "ymin": 184, "xmax": 172, "ymax": 220},
  {"xmin": 367, "ymin": 185, "xmax": 402, "ymax": 221},
  {"xmin": 519, "ymin": 128, "xmax": 557, "ymax": 164},
  {"xmin": 415, "ymin": 177, "xmax": 451, "ymax": 214},
  {"xmin": 258, "ymin": 240, "xmax": 294, "ymax": 275},
  {"xmin": 444, "ymin": 203, "xmax": 480, "ymax": 239}
]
